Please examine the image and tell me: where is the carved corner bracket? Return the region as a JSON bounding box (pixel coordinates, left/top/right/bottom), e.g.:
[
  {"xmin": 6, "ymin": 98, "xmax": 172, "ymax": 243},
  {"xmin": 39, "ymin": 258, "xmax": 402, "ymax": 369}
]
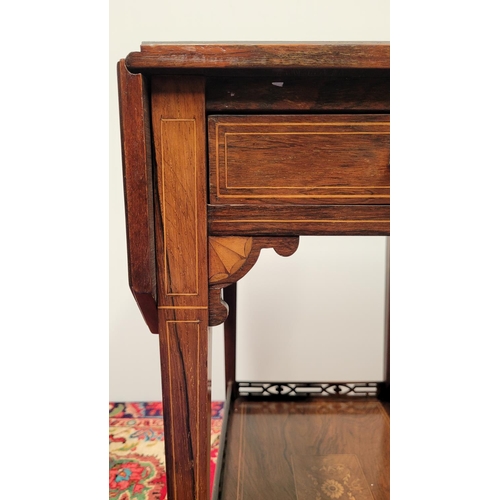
[{"xmin": 208, "ymin": 236, "xmax": 299, "ymax": 326}]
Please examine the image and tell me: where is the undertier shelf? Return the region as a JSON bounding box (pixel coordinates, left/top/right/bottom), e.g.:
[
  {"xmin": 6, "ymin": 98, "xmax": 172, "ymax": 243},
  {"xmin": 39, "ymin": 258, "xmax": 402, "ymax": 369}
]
[{"xmin": 214, "ymin": 390, "xmax": 389, "ymax": 500}]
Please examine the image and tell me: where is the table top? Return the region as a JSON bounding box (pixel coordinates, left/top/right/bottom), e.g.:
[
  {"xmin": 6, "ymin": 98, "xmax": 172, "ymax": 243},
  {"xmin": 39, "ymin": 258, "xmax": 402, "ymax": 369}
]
[{"xmin": 125, "ymin": 42, "xmax": 390, "ymax": 72}]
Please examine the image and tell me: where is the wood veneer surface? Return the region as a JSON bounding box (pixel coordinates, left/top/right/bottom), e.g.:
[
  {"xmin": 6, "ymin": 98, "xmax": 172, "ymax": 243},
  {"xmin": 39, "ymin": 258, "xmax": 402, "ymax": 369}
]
[
  {"xmin": 127, "ymin": 43, "xmax": 389, "ymax": 72},
  {"xmin": 219, "ymin": 398, "xmax": 389, "ymax": 500},
  {"xmin": 209, "ymin": 114, "xmax": 390, "ymax": 206}
]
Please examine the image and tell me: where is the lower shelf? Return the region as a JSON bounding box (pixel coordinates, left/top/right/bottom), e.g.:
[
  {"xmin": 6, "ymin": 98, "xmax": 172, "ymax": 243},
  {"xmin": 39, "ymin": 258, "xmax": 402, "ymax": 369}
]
[{"xmin": 214, "ymin": 387, "xmax": 389, "ymax": 500}]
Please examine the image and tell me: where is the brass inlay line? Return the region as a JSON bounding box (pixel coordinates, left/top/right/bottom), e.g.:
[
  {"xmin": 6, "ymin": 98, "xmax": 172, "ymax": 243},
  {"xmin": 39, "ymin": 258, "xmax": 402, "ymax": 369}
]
[
  {"xmin": 218, "ymin": 122, "xmax": 389, "ymax": 127},
  {"xmin": 161, "ymin": 118, "xmax": 199, "ymax": 297},
  {"xmin": 158, "ymin": 306, "xmax": 208, "ymax": 310},
  {"xmin": 165, "ymin": 320, "xmax": 202, "ymax": 323},
  {"xmin": 216, "ymin": 219, "xmax": 390, "ymax": 224},
  {"xmin": 216, "ymin": 123, "xmax": 221, "ymax": 199},
  {"xmin": 165, "ymin": 320, "xmax": 201, "ymax": 495},
  {"xmin": 222, "ymin": 187, "xmax": 389, "ymax": 190},
  {"xmin": 218, "ymin": 194, "xmax": 389, "ymax": 198},
  {"xmin": 226, "ymin": 131, "xmax": 389, "ymax": 135}
]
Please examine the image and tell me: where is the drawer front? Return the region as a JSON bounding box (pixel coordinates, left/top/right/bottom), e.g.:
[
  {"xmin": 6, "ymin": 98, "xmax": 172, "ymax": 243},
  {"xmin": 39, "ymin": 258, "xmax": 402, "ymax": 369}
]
[{"xmin": 208, "ymin": 115, "xmax": 389, "ymax": 205}]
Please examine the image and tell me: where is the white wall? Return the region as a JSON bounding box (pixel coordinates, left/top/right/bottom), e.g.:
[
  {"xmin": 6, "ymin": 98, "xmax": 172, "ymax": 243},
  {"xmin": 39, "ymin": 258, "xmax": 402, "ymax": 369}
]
[
  {"xmin": 236, "ymin": 237, "xmax": 388, "ymax": 383},
  {"xmin": 109, "ymin": 0, "xmax": 390, "ymax": 402}
]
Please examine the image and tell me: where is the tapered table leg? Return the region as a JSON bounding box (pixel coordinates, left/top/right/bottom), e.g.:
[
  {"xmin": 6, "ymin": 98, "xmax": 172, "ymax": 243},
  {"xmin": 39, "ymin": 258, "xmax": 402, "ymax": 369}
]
[
  {"xmin": 151, "ymin": 76, "xmax": 210, "ymax": 499},
  {"xmin": 158, "ymin": 310, "xmax": 210, "ymax": 500}
]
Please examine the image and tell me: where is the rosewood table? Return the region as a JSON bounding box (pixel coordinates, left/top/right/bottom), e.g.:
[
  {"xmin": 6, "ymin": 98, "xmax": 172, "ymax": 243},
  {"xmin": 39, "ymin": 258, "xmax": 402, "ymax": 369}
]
[{"xmin": 118, "ymin": 42, "xmax": 390, "ymax": 500}]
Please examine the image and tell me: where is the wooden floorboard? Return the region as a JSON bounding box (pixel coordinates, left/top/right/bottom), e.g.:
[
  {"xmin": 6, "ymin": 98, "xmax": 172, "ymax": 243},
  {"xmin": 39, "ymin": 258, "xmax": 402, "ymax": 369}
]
[{"xmin": 219, "ymin": 398, "xmax": 389, "ymax": 500}]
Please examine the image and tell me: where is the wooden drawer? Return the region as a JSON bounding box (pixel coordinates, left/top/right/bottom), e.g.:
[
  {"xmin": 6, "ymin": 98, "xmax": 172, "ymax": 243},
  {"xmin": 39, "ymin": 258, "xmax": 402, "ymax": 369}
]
[{"xmin": 208, "ymin": 114, "xmax": 389, "ymax": 205}]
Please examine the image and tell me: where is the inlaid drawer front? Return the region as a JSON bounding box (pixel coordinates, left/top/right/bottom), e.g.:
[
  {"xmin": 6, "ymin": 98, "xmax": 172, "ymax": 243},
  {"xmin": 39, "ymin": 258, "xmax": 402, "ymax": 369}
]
[{"xmin": 208, "ymin": 115, "xmax": 389, "ymax": 205}]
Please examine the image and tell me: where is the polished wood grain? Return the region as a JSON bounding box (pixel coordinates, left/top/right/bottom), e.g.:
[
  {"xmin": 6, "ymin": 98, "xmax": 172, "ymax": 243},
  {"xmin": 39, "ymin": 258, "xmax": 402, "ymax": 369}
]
[
  {"xmin": 209, "ymin": 115, "xmax": 389, "ymax": 205},
  {"xmin": 208, "ymin": 288, "xmax": 229, "ymax": 328},
  {"xmin": 208, "ymin": 236, "xmax": 299, "ymax": 326},
  {"xmin": 206, "ymin": 75, "xmax": 389, "ymax": 113},
  {"xmin": 151, "ymin": 76, "xmax": 208, "ymax": 309},
  {"xmin": 159, "ymin": 311, "xmax": 210, "ymax": 500},
  {"xmin": 151, "ymin": 76, "xmax": 210, "ymax": 500},
  {"xmin": 208, "ymin": 236, "xmax": 299, "ymax": 287},
  {"xmin": 219, "ymin": 398, "xmax": 389, "ymax": 500},
  {"xmin": 208, "ymin": 204, "xmax": 390, "ymax": 236},
  {"xmin": 117, "ymin": 60, "xmax": 158, "ymax": 333},
  {"xmin": 126, "ymin": 42, "xmax": 389, "ymax": 72}
]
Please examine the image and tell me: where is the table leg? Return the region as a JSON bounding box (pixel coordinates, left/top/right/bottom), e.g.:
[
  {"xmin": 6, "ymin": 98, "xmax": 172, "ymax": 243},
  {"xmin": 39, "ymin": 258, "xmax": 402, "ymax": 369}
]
[
  {"xmin": 151, "ymin": 75, "xmax": 210, "ymax": 499},
  {"xmin": 158, "ymin": 310, "xmax": 210, "ymax": 500},
  {"xmin": 223, "ymin": 283, "xmax": 237, "ymax": 391}
]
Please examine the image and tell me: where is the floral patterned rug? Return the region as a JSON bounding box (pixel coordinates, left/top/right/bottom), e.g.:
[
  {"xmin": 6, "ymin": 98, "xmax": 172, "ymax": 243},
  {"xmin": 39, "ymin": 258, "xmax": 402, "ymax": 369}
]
[{"xmin": 109, "ymin": 401, "xmax": 224, "ymax": 499}]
